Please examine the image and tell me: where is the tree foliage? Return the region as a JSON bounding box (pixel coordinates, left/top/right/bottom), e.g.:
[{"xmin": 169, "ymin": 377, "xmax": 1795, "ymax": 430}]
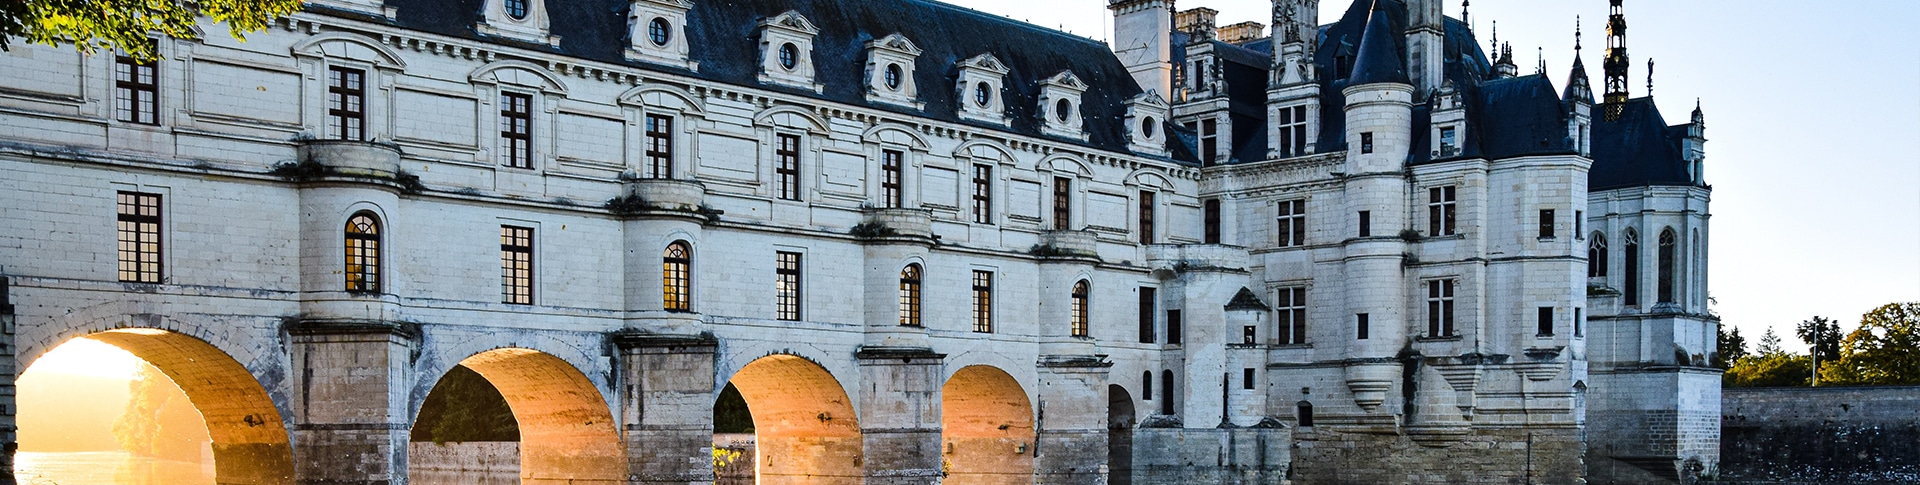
[
  {"xmin": 1795, "ymin": 316, "xmax": 1843, "ymax": 363},
  {"xmin": 1755, "ymin": 327, "xmax": 1783, "ymax": 356},
  {"xmin": 412, "ymin": 365, "xmax": 519, "ymax": 443},
  {"xmin": 1818, "ymin": 302, "xmax": 1920, "ymax": 386},
  {"xmin": 1715, "ymin": 325, "xmax": 1748, "ymax": 369},
  {"xmin": 0, "ymin": 0, "xmax": 301, "ymax": 61},
  {"xmin": 1723, "ymin": 352, "xmax": 1811, "ymax": 388}
]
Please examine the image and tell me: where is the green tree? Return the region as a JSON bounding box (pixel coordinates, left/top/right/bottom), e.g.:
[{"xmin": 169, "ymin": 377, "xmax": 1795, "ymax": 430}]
[
  {"xmin": 1756, "ymin": 327, "xmax": 1783, "ymax": 356},
  {"xmin": 1715, "ymin": 325, "xmax": 1748, "ymax": 369},
  {"xmin": 1819, "ymin": 302, "xmax": 1920, "ymax": 386},
  {"xmin": 1795, "ymin": 316, "xmax": 1843, "ymax": 363},
  {"xmin": 0, "ymin": 0, "xmax": 301, "ymax": 60},
  {"xmin": 1723, "ymin": 352, "xmax": 1811, "ymax": 388}
]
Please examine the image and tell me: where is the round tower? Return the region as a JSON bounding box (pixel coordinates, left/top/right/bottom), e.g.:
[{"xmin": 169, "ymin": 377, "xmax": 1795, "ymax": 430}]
[{"xmin": 1338, "ymin": 6, "xmax": 1416, "ymax": 411}]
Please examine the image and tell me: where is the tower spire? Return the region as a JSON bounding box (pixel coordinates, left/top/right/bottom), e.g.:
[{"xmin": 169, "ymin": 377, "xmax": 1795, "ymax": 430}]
[{"xmin": 1603, "ymin": 0, "xmax": 1630, "ymax": 120}]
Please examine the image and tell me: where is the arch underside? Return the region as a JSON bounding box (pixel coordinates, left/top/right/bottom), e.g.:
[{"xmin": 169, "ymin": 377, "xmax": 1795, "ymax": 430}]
[
  {"xmin": 77, "ymin": 329, "xmax": 295, "ymax": 484},
  {"xmin": 727, "ymin": 354, "xmax": 863, "ymax": 484},
  {"xmin": 942, "ymin": 365, "xmax": 1036, "ymax": 485},
  {"xmin": 1108, "ymin": 384, "xmax": 1137, "ymax": 485},
  {"xmin": 455, "ymin": 348, "xmax": 625, "ymax": 484}
]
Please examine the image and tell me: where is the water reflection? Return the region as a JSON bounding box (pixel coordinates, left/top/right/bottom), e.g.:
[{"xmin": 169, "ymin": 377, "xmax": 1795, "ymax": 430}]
[{"xmin": 15, "ymin": 451, "xmax": 213, "ymax": 485}]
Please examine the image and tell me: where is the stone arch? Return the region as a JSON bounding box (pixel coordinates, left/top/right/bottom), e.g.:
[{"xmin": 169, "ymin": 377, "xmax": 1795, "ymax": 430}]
[
  {"xmin": 721, "ymin": 353, "xmax": 863, "ymax": 484},
  {"xmin": 291, "ymin": 32, "xmax": 407, "ymax": 69},
  {"xmin": 942, "ymin": 365, "xmax": 1036, "ymax": 485},
  {"xmin": 469, "ymin": 60, "xmax": 569, "ymax": 95},
  {"xmin": 618, "ymin": 84, "xmax": 706, "ymax": 115},
  {"xmin": 752, "ymin": 105, "xmax": 830, "ymax": 134},
  {"xmin": 21, "ymin": 328, "xmax": 295, "ymax": 484},
  {"xmin": 954, "ymin": 139, "xmax": 1017, "ymax": 166},
  {"xmin": 1107, "ymin": 384, "xmax": 1137, "ymax": 485},
  {"xmin": 415, "ymin": 346, "xmax": 625, "ymax": 484},
  {"xmin": 1038, "ymin": 154, "xmax": 1093, "ymax": 178},
  {"xmin": 862, "ymin": 123, "xmax": 931, "ymax": 151},
  {"xmin": 1123, "ymin": 169, "xmax": 1174, "ymax": 191}
]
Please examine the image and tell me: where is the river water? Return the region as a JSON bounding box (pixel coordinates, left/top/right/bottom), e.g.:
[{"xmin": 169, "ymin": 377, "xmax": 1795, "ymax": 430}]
[{"xmin": 14, "ymin": 452, "xmax": 215, "ymax": 485}]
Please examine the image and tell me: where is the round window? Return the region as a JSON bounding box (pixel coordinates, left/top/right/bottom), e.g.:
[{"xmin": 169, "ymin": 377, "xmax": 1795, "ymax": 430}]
[
  {"xmin": 778, "ymin": 43, "xmax": 799, "ymax": 70},
  {"xmin": 1055, "ymin": 99, "xmax": 1072, "ymax": 122},
  {"xmin": 973, "ymin": 82, "xmax": 993, "ymax": 107},
  {"xmin": 504, "ymin": 0, "xmax": 529, "ymax": 20},
  {"xmin": 884, "ymin": 64, "xmax": 903, "ymax": 90},
  {"xmin": 1142, "ymin": 117, "xmax": 1158, "ymax": 137},
  {"xmin": 647, "ymin": 18, "xmax": 671, "ymax": 46}
]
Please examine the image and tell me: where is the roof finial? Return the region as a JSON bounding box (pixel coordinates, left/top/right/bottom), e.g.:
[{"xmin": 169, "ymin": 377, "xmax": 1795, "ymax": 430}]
[
  {"xmin": 1603, "ymin": 0, "xmax": 1630, "ymax": 120},
  {"xmin": 1647, "ymin": 58, "xmax": 1655, "ymax": 96},
  {"xmin": 1574, "ymin": 16, "xmax": 1582, "ymax": 52},
  {"xmin": 1462, "ymin": 0, "xmax": 1470, "ymax": 28},
  {"xmin": 1490, "ymin": 20, "xmax": 1498, "ymax": 56},
  {"xmin": 1538, "ymin": 47, "xmax": 1546, "ymax": 75}
]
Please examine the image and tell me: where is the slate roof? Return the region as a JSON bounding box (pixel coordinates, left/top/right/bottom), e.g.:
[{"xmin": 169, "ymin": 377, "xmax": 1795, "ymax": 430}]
[
  {"xmin": 347, "ymin": 0, "xmax": 1199, "ymax": 164},
  {"xmin": 1590, "ymin": 97, "xmax": 1697, "ymax": 190}
]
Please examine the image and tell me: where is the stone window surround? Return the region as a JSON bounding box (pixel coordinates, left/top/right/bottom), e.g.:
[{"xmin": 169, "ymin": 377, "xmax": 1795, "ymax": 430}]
[
  {"xmin": 955, "ymin": 53, "xmax": 1011, "ymax": 126},
  {"xmin": 863, "ymin": 33, "xmax": 924, "ymax": 109},
  {"xmin": 756, "ymin": 10, "xmax": 823, "ymax": 93}
]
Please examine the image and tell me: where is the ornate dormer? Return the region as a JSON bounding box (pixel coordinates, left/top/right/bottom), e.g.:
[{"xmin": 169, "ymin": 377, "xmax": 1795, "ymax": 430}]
[
  {"xmin": 624, "ymin": 0, "xmax": 697, "ymax": 71},
  {"xmin": 1125, "ymin": 91, "xmax": 1171, "ymax": 156},
  {"xmin": 955, "ymin": 53, "xmax": 1010, "ymax": 126},
  {"xmin": 1429, "ymin": 80, "xmax": 1467, "ymax": 159},
  {"xmin": 863, "ymin": 34, "xmax": 923, "ymax": 109},
  {"xmin": 477, "ymin": 0, "xmax": 558, "ymax": 46},
  {"xmin": 1038, "ymin": 71, "xmax": 1088, "ymax": 141},
  {"xmin": 1564, "ymin": 21, "xmax": 1595, "ymax": 158},
  {"xmin": 756, "ymin": 11, "xmax": 822, "ymax": 93}
]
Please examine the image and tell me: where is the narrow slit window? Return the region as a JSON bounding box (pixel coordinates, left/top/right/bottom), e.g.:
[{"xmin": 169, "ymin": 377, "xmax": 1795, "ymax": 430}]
[
  {"xmin": 1658, "ymin": 229, "xmax": 1677, "ymax": 303},
  {"xmin": 1138, "ymin": 287, "xmax": 1157, "ymax": 344},
  {"xmin": 116, "ymin": 192, "xmax": 163, "ymax": 283},
  {"xmin": 1356, "ymin": 313, "xmax": 1370, "ymax": 340},
  {"xmin": 1167, "ymin": 310, "xmax": 1183, "ymax": 345},
  {"xmin": 1358, "ymin": 210, "xmax": 1371, "ymax": 237},
  {"xmin": 1243, "ymin": 368, "xmax": 1256, "ymax": 390},
  {"xmin": 1360, "ymin": 132, "xmax": 1374, "ymax": 154},
  {"xmin": 1142, "ymin": 371, "xmax": 1154, "ymax": 400},
  {"xmin": 1624, "ymin": 229, "xmax": 1641, "ymax": 305}
]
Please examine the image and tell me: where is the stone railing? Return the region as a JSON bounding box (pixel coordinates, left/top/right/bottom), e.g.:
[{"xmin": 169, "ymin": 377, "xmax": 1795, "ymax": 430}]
[
  {"xmin": 294, "ymin": 139, "xmax": 402, "ymax": 179},
  {"xmin": 856, "ymin": 207, "xmax": 934, "ymax": 240}
]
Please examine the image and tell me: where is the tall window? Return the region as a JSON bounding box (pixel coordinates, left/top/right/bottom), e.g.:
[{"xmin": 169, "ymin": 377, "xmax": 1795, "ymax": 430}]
[
  {"xmin": 500, "ymin": 92, "xmax": 534, "ymax": 169},
  {"xmin": 1277, "ymin": 200, "xmax": 1306, "ymax": 247},
  {"xmin": 1138, "ymin": 287, "xmax": 1157, "ymax": 343},
  {"xmin": 1203, "ymin": 198, "xmax": 1222, "ymax": 244},
  {"xmin": 1658, "ymin": 229, "xmax": 1677, "ymax": 303},
  {"xmin": 881, "ymin": 149, "xmax": 904, "ymax": 207},
  {"xmin": 1243, "ymin": 368, "xmax": 1256, "ymax": 389},
  {"xmin": 663, "ymin": 242, "xmax": 692, "ymax": 312},
  {"xmin": 1070, "ymin": 280, "xmax": 1091, "ymax": 337},
  {"xmin": 116, "ymin": 192, "xmax": 163, "ymax": 283},
  {"xmin": 1589, "ymin": 233, "xmax": 1609, "ymax": 277},
  {"xmin": 1428, "ymin": 186, "xmax": 1458, "ymax": 236},
  {"xmin": 1357, "ymin": 211, "xmax": 1372, "ymax": 237},
  {"xmin": 1138, "ymin": 190, "xmax": 1156, "ymax": 244},
  {"xmin": 1159, "ymin": 370, "xmax": 1175, "ymax": 415},
  {"xmin": 1623, "ymin": 229, "xmax": 1641, "ymax": 305},
  {"xmin": 114, "ymin": 56, "xmax": 159, "ymax": 125},
  {"xmin": 326, "ymin": 67, "xmax": 366, "ymax": 141},
  {"xmin": 1439, "ymin": 126, "xmax": 1458, "ymax": 157},
  {"xmin": 775, "ymin": 251, "xmax": 801, "ymax": 321},
  {"xmin": 1538, "ymin": 307, "xmax": 1555, "ymax": 336},
  {"xmin": 1142, "ymin": 371, "xmax": 1153, "ymax": 400},
  {"xmin": 1278, "ymin": 106, "xmax": 1307, "ymax": 158},
  {"xmin": 645, "ymin": 114, "xmax": 674, "ymax": 179},
  {"xmin": 972, "ymin": 270, "xmax": 994, "ymax": 333},
  {"xmin": 1277, "ymin": 287, "xmax": 1307, "ymax": 344},
  {"xmin": 344, "ymin": 213, "xmax": 380, "ymax": 293},
  {"xmin": 776, "ymin": 134, "xmax": 801, "ymax": 200},
  {"xmin": 1426, "ymin": 279, "xmax": 1456, "ymax": 337},
  {"xmin": 1539, "ymin": 209, "xmax": 1557, "ymax": 239},
  {"xmin": 1356, "ymin": 313, "xmax": 1370, "ymax": 340},
  {"xmin": 1360, "ymin": 132, "xmax": 1374, "ymax": 154},
  {"xmin": 500, "ymin": 225, "xmax": 534, "ymax": 304},
  {"xmin": 1166, "ymin": 309, "xmax": 1183, "ymax": 345},
  {"xmin": 898, "ymin": 264, "xmax": 922, "ymax": 326},
  {"xmin": 1200, "ymin": 118, "xmax": 1220, "ymax": 164},
  {"xmin": 972, "ymin": 164, "xmax": 993, "ymax": 224},
  {"xmin": 1052, "ymin": 176, "xmax": 1072, "ymax": 230}
]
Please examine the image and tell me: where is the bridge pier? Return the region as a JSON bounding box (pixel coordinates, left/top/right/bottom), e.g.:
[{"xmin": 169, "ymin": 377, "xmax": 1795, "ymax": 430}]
[
  {"xmin": 1035, "ymin": 359, "xmax": 1113, "ymax": 485},
  {"xmin": 854, "ymin": 347, "xmax": 944, "ymax": 485},
  {"xmin": 617, "ymin": 332, "xmax": 719, "ymax": 485},
  {"xmin": 289, "ymin": 322, "xmax": 416, "ymax": 485}
]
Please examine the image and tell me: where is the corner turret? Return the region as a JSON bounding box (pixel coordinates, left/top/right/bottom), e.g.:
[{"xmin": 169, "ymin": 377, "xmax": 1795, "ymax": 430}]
[{"xmin": 1565, "ymin": 18, "xmax": 1594, "ymax": 157}]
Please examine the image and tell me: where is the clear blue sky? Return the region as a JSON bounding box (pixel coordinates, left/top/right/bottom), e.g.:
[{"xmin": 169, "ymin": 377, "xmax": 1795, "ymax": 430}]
[{"xmin": 944, "ymin": 0, "xmax": 1920, "ymax": 351}]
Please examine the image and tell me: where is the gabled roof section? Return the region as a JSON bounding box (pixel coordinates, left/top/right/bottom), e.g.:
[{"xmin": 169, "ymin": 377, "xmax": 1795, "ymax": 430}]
[
  {"xmin": 1590, "ymin": 97, "xmax": 1695, "ymax": 190},
  {"xmin": 371, "ymin": 0, "xmax": 1190, "ymax": 163},
  {"xmin": 1225, "ymin": 288, "xmax": 1271, "ymax": 311}
]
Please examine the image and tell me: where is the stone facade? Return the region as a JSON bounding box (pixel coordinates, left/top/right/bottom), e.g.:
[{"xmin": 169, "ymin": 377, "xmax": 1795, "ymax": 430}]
[{"xmin": 0, "ymin": 0, "xmax": 1717, "ymax": 484}]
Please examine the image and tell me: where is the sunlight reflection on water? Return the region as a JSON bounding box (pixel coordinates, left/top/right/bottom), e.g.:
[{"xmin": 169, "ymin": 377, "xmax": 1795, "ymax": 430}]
[{"xmin": 14, "ymin": 452, "xmax": 214, "ymax": 485}]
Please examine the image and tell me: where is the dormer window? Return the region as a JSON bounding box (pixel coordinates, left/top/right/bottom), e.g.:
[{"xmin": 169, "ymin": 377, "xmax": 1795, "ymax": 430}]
[
  {"xmin": 956, "ymin": 53, "xmax": 1010, "ymax": 125},
  {"xmin": 1038, "ymin": 70, "xmax": 1088, "ymax": 140},
  {"xmin": 757, "ymin": 11, "xmax": 822, "ymax": 92},
  {"xmin": 863, "ymin": 33, "xmax": 922, "ymax": 109},
  {"xmin": 478, "ymin": 0, "xmax": 556, "ymax": 46},
  {"xmin": 1124, "ymin": 91, "xmax": 1171, "ymax": 156},
  {"xmin": 625, "ymin": 0, "xmax": 696, "ymax": 71}
]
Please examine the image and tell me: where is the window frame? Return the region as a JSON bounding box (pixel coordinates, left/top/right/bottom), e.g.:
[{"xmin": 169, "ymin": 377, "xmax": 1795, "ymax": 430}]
[
  {"xmin": 898, "ymin": 264, "xmax": 923, "ymax": 327},
  {"xmin": 1356, "ymin": 313, "xmax": 1370, "ymax": 340},
  {"xmin": 1357, "ymin": 210, "xmax": 1372, "ymax": 237},
  {"xmin": 1203, "ymin": 198, "xmax": 1222, "ymax": 244},
  {"xmin": 1658, "ymin": 229, "xmax": 1677, "ymax": 303},
  {"xmin": 775, "ymin": 133, "xmax": 802, "ymax": 201},
  {"xmin": 1589, "ymin": 233, "xmax": 1609, "ymax": 278},
  {"xmin": 645, "ymin": 113, "xmax": 674, "ymax": 179},
  {"xmin": 1278, "ymin": 105, "xmax": 1308, "ymax": 158},
  {"xmin": 116, "ymin": 191, "xmax": 164, "ymax": 284},
  {"xmin": 1200, "ymin": 118, "xmax": 1220, "ymax": 163},
  {"xmin": 775, "ymin": 251, "xmax": 802, "ymax": 321},
  {"xmin": 500, "ymin": 225, "xmax": 535, "ymax": 305},
  {"xmin": 1538, "ymin": 306, "xmax": 1555, "ymax": 337},
  {"xmin": 1426, "ymin": 279, "xmax": 1457, "ymax": 337},
  {"xmin": 663, "ymin": 241, "xmax": 693, "ymax": 313},
  {"xmin": 1276, "ymin": 287, "xmax": 1307, "ymax": 345},
  {"xmin": 880, "ymin": 149, "xmax": 905, "ymax": 208},
  {"xmin": 647, "ymin": 17, "xmax": 672, "ymax": 46},
  {"xmin": 1623, "ymin": 229, "xmax": 1641, "ymax": 305},
  {"xmin": 1051, "ymin": 176, "xmax": 1073, "ymax": 231},
  {"xmin": 1276, "ymin": 199, "xmax": 1306, "ymax": 247},
  {"xmin": 114, "ymin": 55, "xmax": 160, "ymax": 125},
  {"xmin": 1539, "ymin": 209, "xmax": 1557, "ymax": 239},
  {"xmin": 1138, "ymin": 286, "xmax": 1157, "ymax": 344},
  {"xmin": 1138, "ymin": 190, "xmax": 1156, "ymax": 244},
  {"xmin": 344, "ymin": 212, "xmax": 381, "ymax": 294},
  {"xmin": 972, "ymin": 270, "xmax": 994, "ymax": 333},
  {"xmin": 972, "ymin": 164, "xmax": 994, "ymax": 224},
  {"xmin": 1428, "ymin": 185, "xmax": 1458, "ymax": 236},
  {"xmin": 1070, "ymin": 280, "xmax": 1091, "ymax": 338},
  {"xmin": 499, "ymin": 91, "xmax": 535, "ymax": 169},
  {"xmin": 326, "ymin": 66, "xmax": 367, "ymax": 141}
]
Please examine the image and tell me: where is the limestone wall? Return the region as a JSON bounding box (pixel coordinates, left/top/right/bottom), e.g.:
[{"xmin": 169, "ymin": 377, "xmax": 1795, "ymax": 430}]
[{"xmin": 1715, "ymin": 386, "xmax": 1920, "ymax": 484}]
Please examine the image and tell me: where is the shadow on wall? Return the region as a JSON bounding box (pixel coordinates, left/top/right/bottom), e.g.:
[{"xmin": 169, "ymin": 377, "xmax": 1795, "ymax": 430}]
[{"xmin": 1714, "ymin": 386, "xmax": 1920, "ymax": 484}]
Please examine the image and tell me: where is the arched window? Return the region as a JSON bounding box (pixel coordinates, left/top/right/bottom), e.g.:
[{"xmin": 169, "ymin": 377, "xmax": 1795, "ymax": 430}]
[
  {"xmin": 1588, "ymin": 233, "xmax": 1608, "ymax": 278},
  {"xmin": 898, "ymin": 264, "xmax": 922, "ymax": 326},
  {"xmin": 1622, "ymin": 229, "xmax": 1640, "ymax": 306},
  {"xmin": 1658, "ymin": 229, "xmax": 1677, "ymax": 303},
  {"xmin": 1142, "ymin": 371, "xmax": 1153, "ymax": 400},
  {"xmin": 1296, "ymin": 401, "xmax": 1314, "ymax": 427},
  {"xmin": 663, "ymin": 241, "xmax": 692, "ymax": 312},
  {"xmin": 344, "ymin": 212, "xmax": 381, "ymax": 293},
  {"xmin": 1159, "ymin": 370, "xmax": 1175, "ymax": 415},
  {"xmin": 1071, "ymin": 280, "xmax": 1091, "ymax": 337},
  {"xmin": 1692, "ymin": 229, "xmax": 1702, "ymax": 306}
]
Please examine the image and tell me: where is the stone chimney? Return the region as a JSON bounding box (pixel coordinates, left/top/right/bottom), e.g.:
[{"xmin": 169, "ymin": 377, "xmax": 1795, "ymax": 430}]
[
  {"xmin": 1109, "ymin": 0, "xmax": 1175, "ymax": 97},
  {"xmin": 1217, "ymin": 21, "xmax": 1267, "ymax": 44}
]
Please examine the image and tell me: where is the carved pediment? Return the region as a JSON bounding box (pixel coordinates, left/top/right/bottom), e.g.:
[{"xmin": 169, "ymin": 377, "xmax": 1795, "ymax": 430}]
[
  {"xmin": 960, "ymin": 53, "xmax": 1008, "ymax": 74},
  {"xmin": 759, "ymin": 10, "xmax": 819, "ymax": 34}
]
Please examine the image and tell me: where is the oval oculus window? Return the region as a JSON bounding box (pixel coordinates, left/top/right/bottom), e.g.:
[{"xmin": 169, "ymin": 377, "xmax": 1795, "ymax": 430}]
[
  {"xmin": 778, "ymin": 43, "xmax": 799, "ymax": 70},
  {"xmin": 973, "ymin": 82, "xmax": 993, "ymax": 107},
  {"xmin": 884, "ymin": 64, "xmax": 903, "ymax": 90},
  {"xmin": 647, "ymin": 18, "xmax": 671, "ymax": 46}
]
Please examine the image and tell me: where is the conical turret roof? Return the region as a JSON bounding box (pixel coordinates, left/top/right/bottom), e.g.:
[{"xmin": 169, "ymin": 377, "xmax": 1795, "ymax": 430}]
[{"xmin": 1348, "ymin": 1, "xmax": 1409, "ymax": 86}]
